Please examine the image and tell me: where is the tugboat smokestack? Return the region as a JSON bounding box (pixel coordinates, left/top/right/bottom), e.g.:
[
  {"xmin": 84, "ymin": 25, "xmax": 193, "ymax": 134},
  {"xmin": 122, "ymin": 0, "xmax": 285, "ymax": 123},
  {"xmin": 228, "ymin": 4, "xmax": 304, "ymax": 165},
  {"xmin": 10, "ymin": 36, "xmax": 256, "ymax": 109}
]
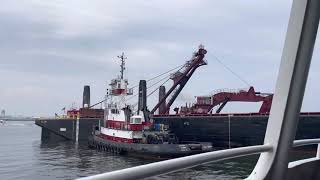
[
  {"xmin": 159, "ymin": 86, "xmax": 166, "ymax": 114},
  {"xmin": 83, "ymin": 85, "xmax": 90, "ymax": 108},
  {"xmin": 138, "ymin": 80, "xmax": 147, "ymax": 113}
]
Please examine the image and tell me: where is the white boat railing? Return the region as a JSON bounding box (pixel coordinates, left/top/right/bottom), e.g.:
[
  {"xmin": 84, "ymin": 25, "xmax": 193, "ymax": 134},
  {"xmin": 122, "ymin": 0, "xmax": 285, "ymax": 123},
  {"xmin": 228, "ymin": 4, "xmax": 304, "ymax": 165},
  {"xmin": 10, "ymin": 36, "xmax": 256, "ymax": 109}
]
[
  {"xmin": 78, "ymin": 0, "xmax": 320, "ymax": 179},
  {"xmin": 78, "ymin": 145, "xmax": 272, "ymax": 180},
  {"xmin": 293, "ymin": 138, "xmax": 320, "ymax": 147},
  {"xmin": 78, "ymin": 139, "xmax": 320, "ymax": 180}
]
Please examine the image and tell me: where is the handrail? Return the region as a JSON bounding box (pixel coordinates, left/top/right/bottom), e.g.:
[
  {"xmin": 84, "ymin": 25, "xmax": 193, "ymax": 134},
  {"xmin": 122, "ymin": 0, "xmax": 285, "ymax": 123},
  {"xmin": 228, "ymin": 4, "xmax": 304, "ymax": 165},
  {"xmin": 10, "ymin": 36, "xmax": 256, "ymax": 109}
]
[
  {"xmin": 293, "ymin": 138, "xmax": 320, "ymax": 147},
  {"xmin": 78, "ymin": 144, "xmax": 272, "ymax": 180},
  {"xmin": 293, "ymin": 138, "xmax": 320, "ymax": 159},
  {"xmin": 78, "ymin": 138, "xmax": 320, "ymax": 180}
]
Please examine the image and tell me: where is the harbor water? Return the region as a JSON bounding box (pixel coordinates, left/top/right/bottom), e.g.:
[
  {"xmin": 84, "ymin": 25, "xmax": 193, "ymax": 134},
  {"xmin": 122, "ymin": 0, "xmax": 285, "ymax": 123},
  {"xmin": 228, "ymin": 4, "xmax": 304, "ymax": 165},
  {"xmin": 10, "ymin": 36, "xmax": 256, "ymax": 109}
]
[{"xmin": 0, "ymin": 121, "xmax": 314, "ymax": 180}]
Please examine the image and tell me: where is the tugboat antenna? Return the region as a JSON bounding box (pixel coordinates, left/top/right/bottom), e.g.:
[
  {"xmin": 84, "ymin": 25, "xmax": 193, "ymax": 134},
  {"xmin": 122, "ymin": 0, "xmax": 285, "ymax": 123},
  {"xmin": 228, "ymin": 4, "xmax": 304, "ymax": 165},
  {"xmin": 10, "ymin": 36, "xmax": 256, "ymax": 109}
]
[{"xmin": 117, "ymin": 52, "xmax": 127, "ymax": 79}]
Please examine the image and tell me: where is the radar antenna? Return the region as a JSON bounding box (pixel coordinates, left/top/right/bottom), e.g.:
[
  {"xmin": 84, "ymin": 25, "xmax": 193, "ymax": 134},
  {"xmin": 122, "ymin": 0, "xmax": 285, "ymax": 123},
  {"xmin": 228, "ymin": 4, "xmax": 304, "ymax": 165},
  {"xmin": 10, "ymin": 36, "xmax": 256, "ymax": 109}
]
[{"xmin": 117, "ymin": 52, "xmax": 127, "ymax": 79}]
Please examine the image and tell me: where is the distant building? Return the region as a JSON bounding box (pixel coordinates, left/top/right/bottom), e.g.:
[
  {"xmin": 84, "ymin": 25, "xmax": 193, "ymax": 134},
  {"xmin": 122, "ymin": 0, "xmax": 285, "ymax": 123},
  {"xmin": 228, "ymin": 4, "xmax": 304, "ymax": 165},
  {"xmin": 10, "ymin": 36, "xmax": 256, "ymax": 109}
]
[{"xmin": 1, "ymin": 110, "xmax": 5, "ymax": 117}]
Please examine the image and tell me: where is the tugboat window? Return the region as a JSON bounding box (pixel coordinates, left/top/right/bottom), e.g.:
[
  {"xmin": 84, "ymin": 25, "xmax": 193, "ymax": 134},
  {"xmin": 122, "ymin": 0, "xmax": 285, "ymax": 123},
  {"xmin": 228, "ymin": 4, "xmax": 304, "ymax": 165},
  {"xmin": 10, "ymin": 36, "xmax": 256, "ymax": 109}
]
[
  {"xmin": 135, "ymin": 118, "xmax": 142, "ymax": 124},
  {"xmin": 111, "ymin": 109, "xmax": 119, "ymax": 114},
  {"xmin": 130, "ymin": 117, "xmax": 142, "ymax": 124}
]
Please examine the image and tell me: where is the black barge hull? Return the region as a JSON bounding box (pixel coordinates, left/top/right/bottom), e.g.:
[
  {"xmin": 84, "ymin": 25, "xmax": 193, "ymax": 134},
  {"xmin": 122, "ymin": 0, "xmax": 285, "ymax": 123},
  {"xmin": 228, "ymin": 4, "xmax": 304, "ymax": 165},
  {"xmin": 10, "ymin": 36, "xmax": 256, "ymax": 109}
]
[
  {"xmin": 35, "ymin": 118, "xmax": 102, "ymax": 142},
  {"xmin": 153, "ymin": 113, "xmax": 320, "ymax": 148},
  {"xmin": 35, "ymin": 114, "xmax": 320, "ymax": 149}
]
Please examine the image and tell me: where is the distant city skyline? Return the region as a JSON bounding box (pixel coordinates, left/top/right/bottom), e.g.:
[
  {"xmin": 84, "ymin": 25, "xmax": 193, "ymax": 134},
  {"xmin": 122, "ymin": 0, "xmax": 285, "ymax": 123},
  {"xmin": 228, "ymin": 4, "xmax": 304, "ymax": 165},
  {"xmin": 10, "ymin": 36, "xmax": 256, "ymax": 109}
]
[{"xmin": 0, "ymin": 0, "xmax": 319, "ymax": 116}]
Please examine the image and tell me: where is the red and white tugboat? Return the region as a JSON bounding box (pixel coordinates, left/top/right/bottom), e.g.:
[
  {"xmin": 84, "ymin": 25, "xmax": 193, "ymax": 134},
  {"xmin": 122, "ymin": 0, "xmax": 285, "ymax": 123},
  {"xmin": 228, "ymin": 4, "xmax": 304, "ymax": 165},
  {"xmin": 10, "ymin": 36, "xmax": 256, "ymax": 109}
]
[{"xmin": 89, "ymin": 48, "xmax": 213, "ymax": 158}]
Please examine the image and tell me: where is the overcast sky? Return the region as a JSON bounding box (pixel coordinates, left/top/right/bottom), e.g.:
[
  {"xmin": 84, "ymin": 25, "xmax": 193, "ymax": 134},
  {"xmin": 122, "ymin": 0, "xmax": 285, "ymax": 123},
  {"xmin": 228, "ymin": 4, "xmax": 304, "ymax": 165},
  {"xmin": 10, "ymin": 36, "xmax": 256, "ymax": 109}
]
[{"xmin": 1, "ymin": 0, "xmax": 319, "ymax": 116}]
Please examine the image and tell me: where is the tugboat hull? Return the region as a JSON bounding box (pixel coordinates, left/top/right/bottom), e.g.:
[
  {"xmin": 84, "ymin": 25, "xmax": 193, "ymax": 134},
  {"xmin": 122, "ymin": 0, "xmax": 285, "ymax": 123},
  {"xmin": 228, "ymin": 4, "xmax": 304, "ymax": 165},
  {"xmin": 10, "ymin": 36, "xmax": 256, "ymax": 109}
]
[{"xmin": 88, "ymin": 135, "xmax": 213, "ymax": 158}]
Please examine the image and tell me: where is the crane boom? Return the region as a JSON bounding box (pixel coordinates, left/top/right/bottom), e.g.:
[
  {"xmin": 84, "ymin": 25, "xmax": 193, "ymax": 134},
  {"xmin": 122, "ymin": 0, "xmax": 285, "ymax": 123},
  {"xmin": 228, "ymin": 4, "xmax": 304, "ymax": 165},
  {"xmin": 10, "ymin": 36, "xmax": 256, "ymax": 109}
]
[{"xmin": 150, "ymin": 45, "xmax": 208, "ymax": 115}]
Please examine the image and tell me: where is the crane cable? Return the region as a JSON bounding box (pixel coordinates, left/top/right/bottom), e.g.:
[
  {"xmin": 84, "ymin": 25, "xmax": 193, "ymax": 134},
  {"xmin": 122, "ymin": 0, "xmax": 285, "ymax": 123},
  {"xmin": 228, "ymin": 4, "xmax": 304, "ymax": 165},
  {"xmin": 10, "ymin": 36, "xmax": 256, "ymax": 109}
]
[
  {"xmin": 146, "ymin": 65, "xmax": 185, "ymax": 97},
  {"xmin": 122, "ymin": 73, "xmax": 173, "ymax": 103},
  {"xmin": 113, "ymin": 73, "xmax": 174, "ymax": 107},
  {"xmin": 130, "ymin": 64, "xmax": 184, "ymax": 89},
  {"xmin": 89, "ymin": 65, "xmax": 181, "ymax": 107},
  {"xmin": 92, "ymin": 52, "xmax": 250, "ymax": 108},
  {"xmin": 126, "ymin": 65, "xmax": 184, "ymax": 104},
  {"xmin": 147, "ymin": 78, "xmax": 171, "ymax": 97},
  {"xmin": 132, "ymin": 77, "xmax": 171, "ymax": 109},
  {"xmin": 127, "ymin": 73, "xmax": 172, "ymax": 105},
  {"xmin": 208, "ymin": 51, "xmax": 251, "ymax": 87},
  {"xmin": 89, "ymin": 96, "xmax": 110, "ymax": 108},
  {"xmin": 147, "ymin": 74, "xmax": 170, "ymax": 89}
]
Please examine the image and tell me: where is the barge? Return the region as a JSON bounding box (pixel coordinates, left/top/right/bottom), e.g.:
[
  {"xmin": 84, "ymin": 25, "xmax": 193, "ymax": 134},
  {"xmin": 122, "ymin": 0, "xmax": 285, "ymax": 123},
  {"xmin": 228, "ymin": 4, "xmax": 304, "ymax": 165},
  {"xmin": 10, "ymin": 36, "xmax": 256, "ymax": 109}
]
[
  {"xmin": 153, "ymin": 86, "xmax": 320, "ymax": 148},
  {"xmin": 35, "ymin": 45, "xmax": 320, "ymax": 150}
]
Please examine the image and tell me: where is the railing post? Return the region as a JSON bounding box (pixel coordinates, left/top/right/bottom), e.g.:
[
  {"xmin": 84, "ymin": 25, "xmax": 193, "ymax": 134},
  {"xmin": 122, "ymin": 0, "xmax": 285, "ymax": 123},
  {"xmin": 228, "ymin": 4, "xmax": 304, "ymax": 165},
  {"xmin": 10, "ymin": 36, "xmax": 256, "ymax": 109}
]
[
  {"xmin": 228, "ymin": 114, "xmax": 231, "ymax": 149},
  {"xmin": 317, "ymin": 144, "xmax": 320, "ymax": 159},
  {"xmin": 248, "ymin": 0, "xmax": 320, "ymax": 179}
]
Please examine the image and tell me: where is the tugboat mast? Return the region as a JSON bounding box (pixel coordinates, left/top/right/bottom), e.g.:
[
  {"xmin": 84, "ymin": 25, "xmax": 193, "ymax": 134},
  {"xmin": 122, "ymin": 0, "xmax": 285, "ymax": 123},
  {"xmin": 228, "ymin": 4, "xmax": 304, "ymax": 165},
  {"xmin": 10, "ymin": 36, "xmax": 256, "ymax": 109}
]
[{"xmin": 117, "ymin": 52, "xmax": 127, "ymax": 79}]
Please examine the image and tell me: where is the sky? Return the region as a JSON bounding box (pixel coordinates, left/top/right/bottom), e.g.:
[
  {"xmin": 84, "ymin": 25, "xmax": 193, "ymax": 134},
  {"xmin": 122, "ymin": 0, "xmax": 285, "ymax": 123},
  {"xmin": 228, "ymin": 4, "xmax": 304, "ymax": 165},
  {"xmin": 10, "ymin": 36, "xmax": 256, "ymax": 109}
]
[{"xmin": 0, "ymin": 0, "xmax": 319, "ymax": 117}]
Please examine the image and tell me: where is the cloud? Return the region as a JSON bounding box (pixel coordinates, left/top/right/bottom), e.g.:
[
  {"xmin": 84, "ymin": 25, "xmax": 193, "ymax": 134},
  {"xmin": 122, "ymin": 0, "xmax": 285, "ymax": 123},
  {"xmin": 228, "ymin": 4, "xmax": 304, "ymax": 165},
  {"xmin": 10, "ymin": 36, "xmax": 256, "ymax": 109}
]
[{"xmin": 0, "ymin": 0, "xmax": 319, "ymax": 116}]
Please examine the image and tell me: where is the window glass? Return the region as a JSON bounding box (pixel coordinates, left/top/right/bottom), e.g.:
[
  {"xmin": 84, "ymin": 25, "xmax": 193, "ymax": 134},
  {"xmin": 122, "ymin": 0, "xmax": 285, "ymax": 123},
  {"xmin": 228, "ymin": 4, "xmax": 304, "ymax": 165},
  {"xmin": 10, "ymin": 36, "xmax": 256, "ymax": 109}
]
[
  {"xmin": 111, "ymin": 109, "xmax": 119, "ymax": 114},
  {"xmin": 135, "ymin": 118, "xmax": 141, "ymax": 124}
]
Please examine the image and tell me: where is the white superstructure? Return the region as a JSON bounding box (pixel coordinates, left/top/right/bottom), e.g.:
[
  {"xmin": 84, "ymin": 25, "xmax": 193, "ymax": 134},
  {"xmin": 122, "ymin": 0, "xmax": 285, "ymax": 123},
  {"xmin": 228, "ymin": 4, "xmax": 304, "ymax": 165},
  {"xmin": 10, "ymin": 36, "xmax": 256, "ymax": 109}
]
[{"xmin": 101, "ymin": 53, "xmax": 146, "ymax": 142}]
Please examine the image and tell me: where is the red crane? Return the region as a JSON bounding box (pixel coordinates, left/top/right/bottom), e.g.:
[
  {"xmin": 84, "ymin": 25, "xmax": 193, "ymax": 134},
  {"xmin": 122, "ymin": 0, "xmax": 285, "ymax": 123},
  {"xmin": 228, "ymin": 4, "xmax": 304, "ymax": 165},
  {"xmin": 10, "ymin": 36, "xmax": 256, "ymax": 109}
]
[
  {"xmin": 180, "ymin": 86, "xmax": 273, "ymax": 114},
  {"xmin": 150, "ymin": 45, "xmax": 208, "ymax": 115}
]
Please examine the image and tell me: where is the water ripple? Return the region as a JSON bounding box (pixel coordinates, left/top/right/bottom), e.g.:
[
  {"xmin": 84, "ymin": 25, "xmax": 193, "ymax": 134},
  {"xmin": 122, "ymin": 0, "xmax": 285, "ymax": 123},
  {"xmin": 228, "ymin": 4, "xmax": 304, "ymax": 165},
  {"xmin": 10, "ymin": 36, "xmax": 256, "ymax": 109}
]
[{"xmin": 0, "ymin": 121, "xmax": 255, "ymax": 180}]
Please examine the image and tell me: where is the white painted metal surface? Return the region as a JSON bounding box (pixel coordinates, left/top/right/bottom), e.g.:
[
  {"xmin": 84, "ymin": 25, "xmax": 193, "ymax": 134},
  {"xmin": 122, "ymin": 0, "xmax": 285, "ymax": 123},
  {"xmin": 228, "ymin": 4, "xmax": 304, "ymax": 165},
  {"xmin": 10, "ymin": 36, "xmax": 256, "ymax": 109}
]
[
  {"xmin": 293, "ymin": 138, "xmax": 320, "ymax": 147},
  {"xmin": 107, "ymin": 109, "xmax": 126, "ymax": 122},
  {"xmin": 292, "ymin": 139, "xmax": 320, "ymax": 159},
  {"xmin": 288, "ymin": 157, "xmax": 319, "ymax": 168},
  {"xmin": 100, "ymin": 127, "xmax": 142, "ymax": 139},
  {"xmin": 76, "ymin": 117, "xmax": 79, "ymax": 142}
]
